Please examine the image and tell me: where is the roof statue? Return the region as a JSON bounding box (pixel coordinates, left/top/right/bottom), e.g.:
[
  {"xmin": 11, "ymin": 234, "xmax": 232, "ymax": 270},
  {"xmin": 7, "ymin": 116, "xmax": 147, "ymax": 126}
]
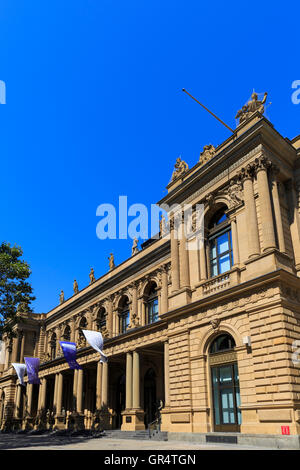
[
  {"xmin": 199, "ymin": 144, "xmax": 216, "ymax": 166},
  {"xmin": 235, "ymin": 91, "xmax": 268, "ymax": 125},
  {"xmin": 171, "ymin": 156, "xmax": 189, "ymax": 181},
  {"xmin": 131, "ymin": 238, "xmax": 139, "ymax": 256},
  {"xmin": 89, "ymin": 268, "xmax": 95, "ymax": 284},
  {"xmin": 59, "ymin": 290, "xmax": 64, "ymax": 304},
  {"xmin": 108, "ymin": 253, "xmax": 115, "ymax": 270},
  {"xmin": 73, "ymin": 279, "xmax": 79, "ymax": 294}
]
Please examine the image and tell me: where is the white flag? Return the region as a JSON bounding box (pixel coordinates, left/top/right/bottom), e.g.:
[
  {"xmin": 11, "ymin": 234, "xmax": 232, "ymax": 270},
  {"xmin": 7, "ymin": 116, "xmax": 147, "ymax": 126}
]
[
  {"xmin": 12, "ymin": 363, "xmax": 27, "ymax": 386},
  {"xmin": 82, "ymin": 330, "xmax": 108, "ymax": 363}
]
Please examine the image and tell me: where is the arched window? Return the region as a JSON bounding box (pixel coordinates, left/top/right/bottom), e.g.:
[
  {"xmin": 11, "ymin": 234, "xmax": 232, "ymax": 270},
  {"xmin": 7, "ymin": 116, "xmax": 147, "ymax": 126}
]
[
  {"xmin": 209, "ymin": 334, "xmax": 236, "ymax": 354},
  {"xmin": 208, "ymin": 208, "xmax": 233, "ymax": 277},
  {"xmin": 78, "ymin": 317, "xmax": 87, "ymax": 345},
  {"xmin": 62, "ymin": 325, "xmax": 71, "ymax": 342},
  {"xmin": 50, "ymin": 333, "xmax": 56, "ymax": 360},
  {"xmin": 96, "ymin": 307, "xmax": 106, "ymax": 331},
  {"xmin": 119, "ymin": 297, "xmax": 130, "ymax": 334},
  {"xmin": 145, "ymin": 283, "xmax": 159, "ymax": 324}
]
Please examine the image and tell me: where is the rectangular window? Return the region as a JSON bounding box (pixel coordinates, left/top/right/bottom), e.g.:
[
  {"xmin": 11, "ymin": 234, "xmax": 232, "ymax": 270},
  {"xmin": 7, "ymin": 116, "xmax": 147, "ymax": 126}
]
[
  {"xmin": 209, "ymin": 229, "xmax": 233, "ymax": 277},
  {"xmin": 147, "ymin": 298, "xmax": 158, "ymax": 324}
]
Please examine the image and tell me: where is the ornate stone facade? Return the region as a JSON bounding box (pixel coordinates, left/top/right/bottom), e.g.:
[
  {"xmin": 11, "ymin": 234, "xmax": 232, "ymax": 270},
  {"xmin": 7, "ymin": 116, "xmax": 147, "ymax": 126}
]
[{"xmin": 0, "ymin": 112, "xmax": 300, "ymax": 446}]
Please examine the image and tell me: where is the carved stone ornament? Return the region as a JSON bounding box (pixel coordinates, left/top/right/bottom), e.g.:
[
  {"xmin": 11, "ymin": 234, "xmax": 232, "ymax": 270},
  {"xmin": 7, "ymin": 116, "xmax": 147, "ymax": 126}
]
[
  {"xmin": 128, "ymin": 312, "xmax": 140, "ymax": 330},
  {"xmin": 210, "ymin": 318, "xmax": 221, "ymax": 330},
  {"xmin": 225, "ymin": 178, "xmax": 244, "ymax": 208},
  {"xmin": 199, "ymin": 144, "xmax": 216, "ymax": 166},
  {"xmin": 171, "ymin": 156, "xmax": 189, "ymax": 182}
]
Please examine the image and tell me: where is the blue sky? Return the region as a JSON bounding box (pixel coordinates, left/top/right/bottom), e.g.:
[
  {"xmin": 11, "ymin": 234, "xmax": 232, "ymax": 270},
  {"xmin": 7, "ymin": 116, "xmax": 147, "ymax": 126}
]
[{"xmin": 0, "ymin": 0, "xmax": 299, "ymax": 313}]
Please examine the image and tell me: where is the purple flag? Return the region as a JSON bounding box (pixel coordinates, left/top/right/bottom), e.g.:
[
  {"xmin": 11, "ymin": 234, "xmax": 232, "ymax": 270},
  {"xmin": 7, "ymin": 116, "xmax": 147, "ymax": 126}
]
[
  {"xmin": 25, "ymin": 357, "xmax": 41, "ymax": 385},
  {"xmin": 59, "ymin": 341, "xmax": 82, "ymax": 370}
]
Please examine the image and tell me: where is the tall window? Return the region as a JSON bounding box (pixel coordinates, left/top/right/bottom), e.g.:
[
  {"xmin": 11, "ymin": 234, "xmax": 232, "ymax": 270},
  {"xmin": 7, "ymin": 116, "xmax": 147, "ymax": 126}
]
[
  {"xmin": 96, "ymin": 308, "xmax": 106, "ymax": 330},
  {"xmin": 146, "ymin": 283, "xmax": 159, "ymax": 324},
  {"xmin": 208, "ymin": 209, "xmax": 233, "ymax": 277},
  {"xmin": 119, "ymin": 297, "xmax": 130, "ymax": 334},
  {"xmin": 62, "ymin": 325, "xmax": 71, "ymax": 342}
]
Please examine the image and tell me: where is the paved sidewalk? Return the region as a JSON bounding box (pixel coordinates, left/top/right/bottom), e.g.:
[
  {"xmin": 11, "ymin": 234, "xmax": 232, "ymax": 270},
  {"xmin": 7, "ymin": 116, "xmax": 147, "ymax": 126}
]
[{"xmin": 0, "ymin": 434, "xmax": 277, "ymax": 450}]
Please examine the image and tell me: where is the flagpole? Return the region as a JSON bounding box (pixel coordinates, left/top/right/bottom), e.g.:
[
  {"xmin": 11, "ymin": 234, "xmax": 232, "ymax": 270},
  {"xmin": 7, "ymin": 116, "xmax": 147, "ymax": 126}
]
[{"xmin": 182, "ymin": 88, "xmax": 235, "ymax": 134}]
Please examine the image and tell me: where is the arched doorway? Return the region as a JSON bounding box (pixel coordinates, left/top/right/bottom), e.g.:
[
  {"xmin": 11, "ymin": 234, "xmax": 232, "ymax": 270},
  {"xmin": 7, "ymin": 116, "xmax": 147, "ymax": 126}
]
[
  {"xmin": 209, "ymin": 334, "xmax": 241, "ymax": 432},
  {"xmin": 115, "ymin": 374, "xmax": 125, "ymax": 429},
  {"xmin": 144, "ymin": 368, "xmax": 157, "ymax": 428}
]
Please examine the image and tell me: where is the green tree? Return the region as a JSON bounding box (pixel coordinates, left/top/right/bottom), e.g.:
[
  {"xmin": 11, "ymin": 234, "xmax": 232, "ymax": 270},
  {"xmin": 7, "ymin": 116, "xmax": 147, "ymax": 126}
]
[{"xmin": 0, "ymin": 242, "xmax": 35, "ymax": 339}]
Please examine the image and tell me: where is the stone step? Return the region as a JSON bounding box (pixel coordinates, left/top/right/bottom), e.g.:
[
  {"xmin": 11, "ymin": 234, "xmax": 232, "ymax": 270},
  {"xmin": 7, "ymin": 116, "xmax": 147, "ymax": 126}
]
[{"xmin": 102, "ymin": 430, "xmax": 168, "ymax": 441}]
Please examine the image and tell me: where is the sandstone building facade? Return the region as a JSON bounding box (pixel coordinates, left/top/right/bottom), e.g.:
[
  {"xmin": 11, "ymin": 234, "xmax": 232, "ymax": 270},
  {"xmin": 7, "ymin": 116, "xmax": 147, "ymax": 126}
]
[{"xmin": 0, "ymin": 109, "xmax": 300, "ymax": 444}]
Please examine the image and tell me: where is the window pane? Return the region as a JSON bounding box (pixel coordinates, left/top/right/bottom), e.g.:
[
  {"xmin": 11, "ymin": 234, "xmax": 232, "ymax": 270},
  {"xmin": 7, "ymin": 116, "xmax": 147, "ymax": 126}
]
[
  {"xmin": 211, "ymin": 260, "xmax": 218, "ymax": 277},
  {"xmin": 211, "ymin": 245, "xmax": 217, "ymax": 258},
  {"xmin": 219, "ymin": 254, "xmax": 231, "ymax": 274},
  {"xmin": 219, "ymin": 366, "xmax": 232, "ymax": 384},
  {"xmin": 217, "ymin": 233, "xmax": 229, "ymax": 254}
]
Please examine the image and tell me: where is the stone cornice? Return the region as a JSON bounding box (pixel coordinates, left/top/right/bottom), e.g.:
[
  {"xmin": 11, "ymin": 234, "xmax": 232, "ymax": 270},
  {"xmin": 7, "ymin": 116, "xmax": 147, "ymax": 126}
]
[
  {"xmin": 159, "ymin": 117, "xmax": 297, "ymax": 207},
  {"xmin": 45, "ymin": 240, "xmax": 170, "ymax": 326}
]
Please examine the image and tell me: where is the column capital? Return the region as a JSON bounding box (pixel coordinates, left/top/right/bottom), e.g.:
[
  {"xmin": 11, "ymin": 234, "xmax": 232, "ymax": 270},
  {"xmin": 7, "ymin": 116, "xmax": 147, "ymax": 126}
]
[{"xmin": 254, "ymin": 155, "xmax": 272, "ymax": 173}]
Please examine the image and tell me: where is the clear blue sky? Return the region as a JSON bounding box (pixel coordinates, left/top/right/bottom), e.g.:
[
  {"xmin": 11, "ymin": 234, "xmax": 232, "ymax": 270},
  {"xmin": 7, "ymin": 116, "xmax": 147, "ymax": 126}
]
[{"xmin": 0, "ymin": 0, "xmax": 299, "ymax": 313}]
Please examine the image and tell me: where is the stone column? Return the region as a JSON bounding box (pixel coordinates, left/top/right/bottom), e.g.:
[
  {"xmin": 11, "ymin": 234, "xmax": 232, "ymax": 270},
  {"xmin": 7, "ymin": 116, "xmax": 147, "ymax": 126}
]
[
  {"xmin": 71, "ymin": 370, "xmax": 77, "ymax": 412},
  {"xmin": 70, "ymin": 319, "xmax": 76, "ymax": 343},
  {"xmin": 56, "ymin": 326, "xmax": 62, "ymax": 357},
  {"xmin": 231, "ymin": 217, "xmax": 240, "ymax": 266},
  {"xmin": 77, "ymin": 369, "xmax": 83, "ymax": 413},
  {"xmin": 241, "ymin": 165, "xmax": 260, "ymax": 258},
  {"xmin": 132, "ymin": 351, "xmax": 140, "ymax": 409},
  {"xmin": 160, "ymin": 265, "xmax": 169, "ymax": 314},
  {"xmin": 271, "ymin": 169, "xmax": 286, "ymax": 253},
  {"xmin": 38, "ymin": 377, "xmax": 47, "ymax": 412},
  {"xmin": 170, "ymin": 217, "xmax": 180, "ymax": 291},
  {"xmin": 11, "ymin": 335, "xmax": 19, "ymax": 363},
  {"xmin": 256, "ymin": 157, "xmax": 276, "ymax": 252},
  {"xmin": 106, "ymin": 297, "xmax": 113, "ymax": 336},
  {"xmin": 56, "ymin": 373, "xmax": 63, "ymax": 415},
  {"xmin": 26, "ymin": 383, "xmax": 33, "ymax": 416},
  {"xmin": 179, "ymin": 216, "xmax": 190, "ymax": 288},
  {"xmin": 15, "ymin": 385, "xmax": 22, "ymax": 418},
  {"xmin": 19, "ymin": 331, "xmax": 25, "ymax": 363},
  {"xmin": 96, "ymin": 362, "xmax": 102, "ymax": 409},
  {"xmin": 125, "ymin": 352, "xmax": 133, "ymax": 409},
  {"xmin": 164, "ymin": 341, "xmax": 170, "ymax": 407},
  {"xmin": 101, "ymin": 362, "xmax": 108, "ymax": 408},
  {"xmin": 131, "ymin": 283, "xmax": 138, "ymax": 319},
  {"xmin": 286, "ymin": 180, "xmax": 300, "ymax": 269}
]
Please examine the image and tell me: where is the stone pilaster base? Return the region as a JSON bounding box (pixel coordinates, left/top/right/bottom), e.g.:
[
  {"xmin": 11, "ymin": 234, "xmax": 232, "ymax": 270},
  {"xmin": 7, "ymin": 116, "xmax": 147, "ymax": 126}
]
[
  {"xmin": 54, "ymin": 414, "xmax": 66, "ymax": 430},
  {"xmin": 121, "ymin": 409, "xmax": 145, "ymax": 431},
  {"xmin": 23, "ymin": 416, "xmax": 34, "ymax": 431},
  {"xmin": 68, "ymin": 412, "xmax": 85, "ymax": 431},
  {"xmin": 168, "ymin": 287, "xmax": 192, "ymax": 310}
]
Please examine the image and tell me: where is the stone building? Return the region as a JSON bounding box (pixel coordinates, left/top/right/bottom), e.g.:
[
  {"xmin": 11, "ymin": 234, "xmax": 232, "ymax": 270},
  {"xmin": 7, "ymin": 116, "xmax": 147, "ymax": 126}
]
[{"xmin": 0, "ymin": 106, "xmax": 300, "ymax": 446}]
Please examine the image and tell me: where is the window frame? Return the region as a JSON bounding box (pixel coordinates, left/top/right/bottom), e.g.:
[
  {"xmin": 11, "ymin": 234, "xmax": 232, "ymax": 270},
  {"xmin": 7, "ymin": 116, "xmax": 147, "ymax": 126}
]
[{"xmin": 208, "ymin": 211, "xmax": 233, "ymax": 277}]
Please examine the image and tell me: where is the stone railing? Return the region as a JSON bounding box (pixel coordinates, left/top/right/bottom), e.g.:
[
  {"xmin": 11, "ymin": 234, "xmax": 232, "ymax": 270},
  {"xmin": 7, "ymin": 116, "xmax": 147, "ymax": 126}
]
[{"xmin": 201, "ymin": 272, "xmax": 231, "ymax": 296}]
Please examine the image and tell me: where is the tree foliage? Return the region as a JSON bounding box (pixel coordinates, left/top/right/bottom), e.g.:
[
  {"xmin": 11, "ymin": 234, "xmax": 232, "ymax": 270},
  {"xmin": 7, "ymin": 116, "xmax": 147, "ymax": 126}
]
[{"xmin": 0, "ymin": 242, "xmax": 35, "ymax": 338}]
